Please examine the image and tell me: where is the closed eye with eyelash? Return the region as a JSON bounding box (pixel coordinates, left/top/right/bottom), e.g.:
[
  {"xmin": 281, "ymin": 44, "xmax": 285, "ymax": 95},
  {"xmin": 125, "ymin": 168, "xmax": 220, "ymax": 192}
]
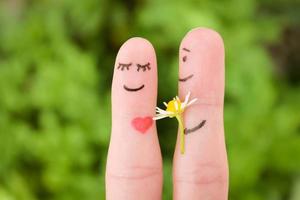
[
  {"xmin": 117, "ymin": 63, "xmax": 132, "ymax": 71},
  {"xmin": 137, "ymin": 62, "xmax": 151, "ymax": 72}
]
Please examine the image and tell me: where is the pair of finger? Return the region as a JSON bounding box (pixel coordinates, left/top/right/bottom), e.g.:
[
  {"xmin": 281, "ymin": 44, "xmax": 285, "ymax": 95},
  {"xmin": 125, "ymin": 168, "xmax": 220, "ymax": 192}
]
[{"xmin": 106, "ymin": 28, "xmax": 228, "ymax": 200}]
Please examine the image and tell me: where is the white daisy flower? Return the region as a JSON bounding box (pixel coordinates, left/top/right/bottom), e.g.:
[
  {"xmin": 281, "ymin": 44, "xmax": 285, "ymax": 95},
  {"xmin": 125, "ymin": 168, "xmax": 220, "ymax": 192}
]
[{"xmin": 153, "ymin": 92, "xmax": 197, "ymax": 154}]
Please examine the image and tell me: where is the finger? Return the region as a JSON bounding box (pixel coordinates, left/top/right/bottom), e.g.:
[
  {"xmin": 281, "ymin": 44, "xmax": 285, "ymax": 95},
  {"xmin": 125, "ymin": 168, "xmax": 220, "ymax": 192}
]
[
  {"xmin": 173, "ymin": 28, "xmax": 229, "ymax": 200},
  {"xmin": 105, "ymin": 38, "xmax": 163, "ymax": 200}
]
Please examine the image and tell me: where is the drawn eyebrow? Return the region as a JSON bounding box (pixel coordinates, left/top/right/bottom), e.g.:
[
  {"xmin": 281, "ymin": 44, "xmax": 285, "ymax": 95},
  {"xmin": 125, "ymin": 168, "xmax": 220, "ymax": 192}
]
[
  {"xmin": 182, "ymin": 48, "xmax": 191, "ymax": 52},
  {"xmin": 184, "ymin": 120, "xmax": 206, "ymax": 135}
]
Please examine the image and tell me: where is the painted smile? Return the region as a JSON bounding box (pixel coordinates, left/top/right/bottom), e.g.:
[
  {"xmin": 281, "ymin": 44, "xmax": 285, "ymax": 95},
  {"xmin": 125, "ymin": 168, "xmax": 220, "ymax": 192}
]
[
  {"xmin": 123, "ymin": 84, "xmax": 145, "ymax": 92},
  {"xmin": 184, "ymin": 120, "xmax": 206, "ymax": 135},
  {"xmin": 179, "ymin": 74, "xmax": 194, "ymax": 82}
]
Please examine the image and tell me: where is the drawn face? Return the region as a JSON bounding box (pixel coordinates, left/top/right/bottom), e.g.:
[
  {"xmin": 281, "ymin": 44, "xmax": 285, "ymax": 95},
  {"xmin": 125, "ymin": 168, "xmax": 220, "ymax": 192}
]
[
  {"xmin": 179, "ymin": 47, "xmax": 194, "ymax": 82},
  {"xmin": 117, "ymin": 62, "xmax": 151, "ymax": 92},
  {"xmin": 179, "ymin": 36, "xmax": 208, "ymax": 135},
  {"xmin": 113, "ymin": 40, "xmax": 156, "ymax": 96}
]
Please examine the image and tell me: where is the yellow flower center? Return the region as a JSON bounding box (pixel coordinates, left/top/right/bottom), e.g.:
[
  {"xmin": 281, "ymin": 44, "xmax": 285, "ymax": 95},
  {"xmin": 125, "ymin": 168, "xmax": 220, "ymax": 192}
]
[{"xmin": 166, "ymin": 99, "xmax": 182, "ymax": 114}]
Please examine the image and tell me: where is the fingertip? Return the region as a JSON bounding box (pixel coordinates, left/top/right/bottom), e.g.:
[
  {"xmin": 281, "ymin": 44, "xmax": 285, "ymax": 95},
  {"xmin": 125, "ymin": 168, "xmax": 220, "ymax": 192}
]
[
  {"xmin": 178, "ymin": 27, "xmax": 225, "ymax": 105},
  {"xmin": 181, "ymin": 27, "xmax": 224, "ymax": 52},
  {"xmin": 116, "ymin": 37, "xmax": 156, "ymax": 63},
  {"xmin": 112, "ymin": 37, "xmax": 157, "ymax": 114}
]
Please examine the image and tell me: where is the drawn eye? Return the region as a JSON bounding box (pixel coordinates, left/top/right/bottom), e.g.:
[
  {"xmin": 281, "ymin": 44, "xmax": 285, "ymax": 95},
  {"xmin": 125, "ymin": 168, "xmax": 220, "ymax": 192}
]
[
  {"xmin": 117, "ymin": 63, "xmax": 132, "ymax": 71},
  {"xmin": 182, "ymin": 56, "xmax": 187, "ymax": 62},
  {"xmin": 137, "ymin": 62, "xmax": 151, "ymax": 72}
]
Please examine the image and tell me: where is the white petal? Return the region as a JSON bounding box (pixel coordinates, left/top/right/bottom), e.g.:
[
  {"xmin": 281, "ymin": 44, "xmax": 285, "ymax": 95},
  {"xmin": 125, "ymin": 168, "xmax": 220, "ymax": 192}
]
[
  {"xmin": 181, "ymin": 103, "xmax": 186, "ymax": 110},
  {"xmin": 159, "ymin": 110, "xmax": 172, "ymax": 115},
  {"xmin": 182, "ymin": 93, "xmax": 189, "ymax": 108},
  {"xmin": 184, "ymin": 91, "xmax": 191, "ymax": 105},
  {"xmin": 154, "ymin": 113, "xmax": 167, "ymax": 117},
  {"xmin": 153, "ymin": 115, "xmax": 169, "ymax": 120},
  {"xmin": 156, "ymin": 107, "xmax": 168, "ymax": 113},
  {"xmin": 163, "ymin": 102, "xmax": 168, "ymax": 107},
  {"xmin": 156, "ymin": 107, "xmax": 165, "ymax": 112},
  {"xmin": 187, "ymin": 98, "xmax": 197, "ymax": 107},
  {"xmin": 154, "ymin": 113, "xmax": 167, "ymax": 118}
]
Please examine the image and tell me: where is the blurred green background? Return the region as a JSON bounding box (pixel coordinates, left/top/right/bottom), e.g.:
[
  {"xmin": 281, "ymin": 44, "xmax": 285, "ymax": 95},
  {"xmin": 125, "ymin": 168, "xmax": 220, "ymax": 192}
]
[{"xmin": 0, "ymin": 0, "xmax": 299, "ymax": 199}]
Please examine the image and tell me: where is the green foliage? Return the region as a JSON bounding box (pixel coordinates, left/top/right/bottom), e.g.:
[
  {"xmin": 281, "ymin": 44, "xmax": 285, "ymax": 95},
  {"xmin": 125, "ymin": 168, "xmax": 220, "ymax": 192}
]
[{"xmin": 0, "ymin": 0, "xmax": 299, "ymax": 199}]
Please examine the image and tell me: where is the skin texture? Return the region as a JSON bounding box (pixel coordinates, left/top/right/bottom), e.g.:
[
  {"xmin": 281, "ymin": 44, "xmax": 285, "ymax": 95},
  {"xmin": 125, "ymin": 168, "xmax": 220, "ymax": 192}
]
[{"xmin": 106, "ymin": 28, "xmax": 229, "ymax": 200}]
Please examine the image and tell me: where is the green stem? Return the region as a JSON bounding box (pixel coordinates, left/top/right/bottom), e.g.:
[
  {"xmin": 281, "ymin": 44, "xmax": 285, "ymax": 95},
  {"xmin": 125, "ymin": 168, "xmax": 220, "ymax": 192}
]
[{"xmin": 176, "ymin": 115, "xmax": 185, "ymax": 154}]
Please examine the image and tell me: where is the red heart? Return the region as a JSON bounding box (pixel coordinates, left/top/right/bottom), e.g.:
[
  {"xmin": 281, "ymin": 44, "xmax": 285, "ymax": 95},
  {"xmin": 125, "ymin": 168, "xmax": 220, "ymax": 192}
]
[{"xmin": 131, "ymin": 116, "xmax": 153, "ymax": 134}]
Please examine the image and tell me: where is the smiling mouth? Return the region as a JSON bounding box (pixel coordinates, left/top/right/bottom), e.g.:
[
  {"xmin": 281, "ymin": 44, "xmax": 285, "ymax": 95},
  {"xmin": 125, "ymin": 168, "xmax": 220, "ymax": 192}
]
[
  {"xmin": 179, "ymin": 74, "xmax": 194, "ymax": 82},
  {"xmin": 184, "ymin": 120, "xmax": 206, "ymax": 135},
  {"xmin": 123, "ymin": 84, "xmax": 145, "ymax": 92}
]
